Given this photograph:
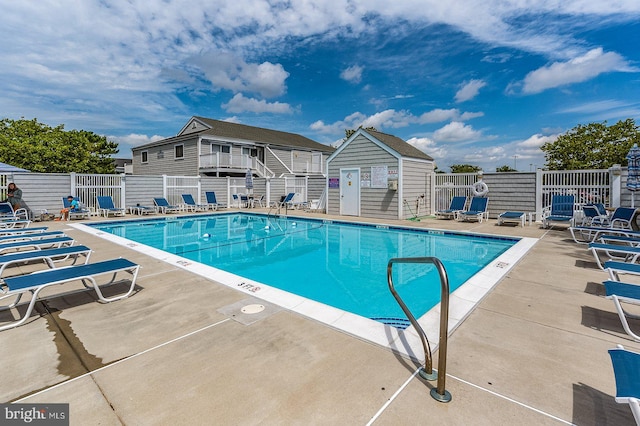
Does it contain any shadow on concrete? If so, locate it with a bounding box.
[572,382,634,426]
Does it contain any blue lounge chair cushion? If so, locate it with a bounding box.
[3,258,138,292]
[499,211,524,219]
[0,236,73,253]
[604,280,640,300]
[0,226,48,235]
[609,347,640,399]
[589,243,640,254]
[0,245,91,277]
[0,230,64,243]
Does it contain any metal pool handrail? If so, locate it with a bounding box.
[387,257,452,403]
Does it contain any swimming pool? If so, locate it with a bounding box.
[76,213,536,352]
[86,213,519,317]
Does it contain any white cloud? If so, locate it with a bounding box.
[311,108,483,135]
[516,133,558,149]
[520,48,637,94]
[109,133,166,151]
[340,65,364,84]
[190,51,289,98]
[406,136,447,159]
[455,79,486,102]
[222,93,293,114]
[432,121,483,142]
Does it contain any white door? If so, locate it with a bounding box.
[340,168,360,216]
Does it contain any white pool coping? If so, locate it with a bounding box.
[71,217,538,361]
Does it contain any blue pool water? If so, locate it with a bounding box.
[90,214,517,324]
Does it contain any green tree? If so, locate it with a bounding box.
[450,164,481,173]
[541,119,640,170]
[0,118,119,173]
[496,165,517,172]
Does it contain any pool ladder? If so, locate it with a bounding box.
[387,257,452,403]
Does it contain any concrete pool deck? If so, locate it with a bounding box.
[0,210,638,425]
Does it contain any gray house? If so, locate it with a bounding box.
[131,116,334,178]
[326,128,434,220]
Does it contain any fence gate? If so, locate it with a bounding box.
[164,175,201,206]
[73,173,125,213]
[432,173,479,214]
[537,169,611,220]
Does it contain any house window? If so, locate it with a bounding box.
[141,151,148,164]
[175,144,184,159]
[211,144,230,154]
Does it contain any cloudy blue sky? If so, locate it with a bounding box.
[1,1,639,172]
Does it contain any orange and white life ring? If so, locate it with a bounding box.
[472,181,489,197]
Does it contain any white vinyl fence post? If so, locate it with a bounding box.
[610,165,622,208]
[535,168,543,222]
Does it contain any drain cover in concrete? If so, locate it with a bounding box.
[241,304,265,314]
[217,298,280,325]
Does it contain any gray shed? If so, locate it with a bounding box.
[326,129,434,220]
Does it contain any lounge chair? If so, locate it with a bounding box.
[542,195,575,229]
[581,203,610,227]
[456,197,489,222]
[589,242,640,269]
[608,345,640,424]
[0,230,65,244]
[62,196,91,220]
[603,281,640,343]
[0,236,74,255]
[153,197,181,214]
[0,218,31,229]
[127,205,156,215]
[204,191,224,210]
[435,196,467,219]
[0,226,48,235]
[181,194,209,212]
[0,245,92,278]
[0,202,28,221]
[570,225,640,245]
[270,193,295,210]
[0,258,139,331]
[96,196,126,217]
[605,261,640,281]
[497,211,526,227]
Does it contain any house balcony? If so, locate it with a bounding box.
[290,160,324,175]
[199,153,274,178]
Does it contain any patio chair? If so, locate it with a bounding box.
[204,191,225,210]
[607,207,637,230]
[609,345,640,425]
[240,194,250,208]
[153,197,181,214]
[581,204,608,227]
[0,235,74,255]
[456,197,489,222]
[253,194,265,208]
[62,196,90,220]
[0,258,139,331]
[181,194,208,212]
[497,211,526,227]
[0,202,29,222]
[542,195,575,229]
[435,196,467,219]
[96,196,126,217]
[0,245,92,278]
[270,193,295,210]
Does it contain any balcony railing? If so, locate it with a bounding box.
[291,160,323,174]
[199,153,274,177]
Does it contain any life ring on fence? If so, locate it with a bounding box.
[471,181,489,197]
